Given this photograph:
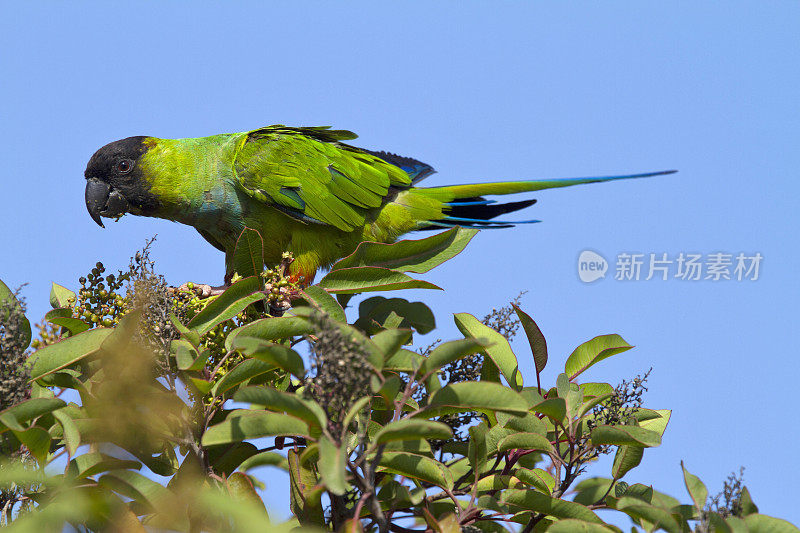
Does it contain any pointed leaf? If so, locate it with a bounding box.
[515,468,556,495]
[421,382,529,417]
[298,285,346,322]
[0,279,31,349]
[468,423,488,475]
[233,337,306,378]
[418,337,489,376]
[512,304,547,375]
[225,316,314,351]
[28,328,113,380]
[565,334,633,380]
[49,282,76,308]
[202,410,310,446]
[374,419,453,445]
[331,227,478,273]
[377,452,453,489]
[547,521,619,533]
[454,312,523,390]
[318,266,441,294]
[591,425,661,447]
[500,489,604,523]
[211,358,276,397]
[53,410,80,456]
[67,452,142,479]
[234,386,327,432]
[0,398,65,433]
[187,276,265,335]
[681,461,708,511]
[232,227,265,278]
[612,445,644,480]
[318,436,349,495]
[743,514,800,533]
[498,433,554,454]
[13,427,50,464]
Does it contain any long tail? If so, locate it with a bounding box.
[413,170,676,229]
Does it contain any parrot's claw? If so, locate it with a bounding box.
[174,282,228,298]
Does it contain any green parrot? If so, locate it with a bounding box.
[85,125,673,284]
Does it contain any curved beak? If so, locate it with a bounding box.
[85,179,110,228]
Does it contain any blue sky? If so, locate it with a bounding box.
[2,1,798,526]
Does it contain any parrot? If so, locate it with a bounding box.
[84,125,673,287]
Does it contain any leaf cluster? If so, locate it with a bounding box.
[0,227,796,532]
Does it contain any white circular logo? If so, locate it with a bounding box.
[578,250,608,283]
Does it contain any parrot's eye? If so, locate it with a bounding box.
[117,159,133,174]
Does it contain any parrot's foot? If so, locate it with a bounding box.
[174,282,228,298]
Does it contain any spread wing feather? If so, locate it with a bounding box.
[233,125,413,231]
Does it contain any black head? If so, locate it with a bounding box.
[84,136,158,227]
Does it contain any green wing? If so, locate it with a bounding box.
[233,126,413,231]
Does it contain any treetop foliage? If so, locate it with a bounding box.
[0,227,796,532]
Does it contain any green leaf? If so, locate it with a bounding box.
[0,398,66,433]
[531,397,567,423]
[374,419,453,445]
[233,337,306,378]
[512,304,547,375]
[331,226,478,273]
[67,452,142,479]
[232,227,265,278]
[169,312,200,346]
[318,266,442,294]
[288,448,325,525]
[202,410,310,446]
[53,409,80,456]
[454,313,523,390]
[239,451,289,472]
[225,316,314,351]
[384,349,425,372]
[611,445,644,480]
[234,387,327,433]
[580,382,614,398]
[297,285,346,322]
[547,520,618,533]
[421,382,529,417]
[371,329,413,362]
[418,337,489,376]
[743,514,800,533]
[211,359,276,398]
[226,472,269,516]
[514,468,556,495]
[639,409,671,438]
[739,486,759,516]
[573,477,616,506]
[614,497,682,533]
[500,489,604,523]
[377,452,454,489]
[564,334,634,380]
[0,279,31,349]
[681,461,708,510]
[98,470,173,513]
[318,436,349,495]
[187,276,265,335]
[342,396,371,432]
[209,442,260,476]
[498,433,554,454]
[28,328,113,381]
[44,308,90,336]
[591,425,661,447]
[13,427,51,465]
[49,282,76,309]
[354,296,436,335]
[467,423,488,475]
[497,412,546,435]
